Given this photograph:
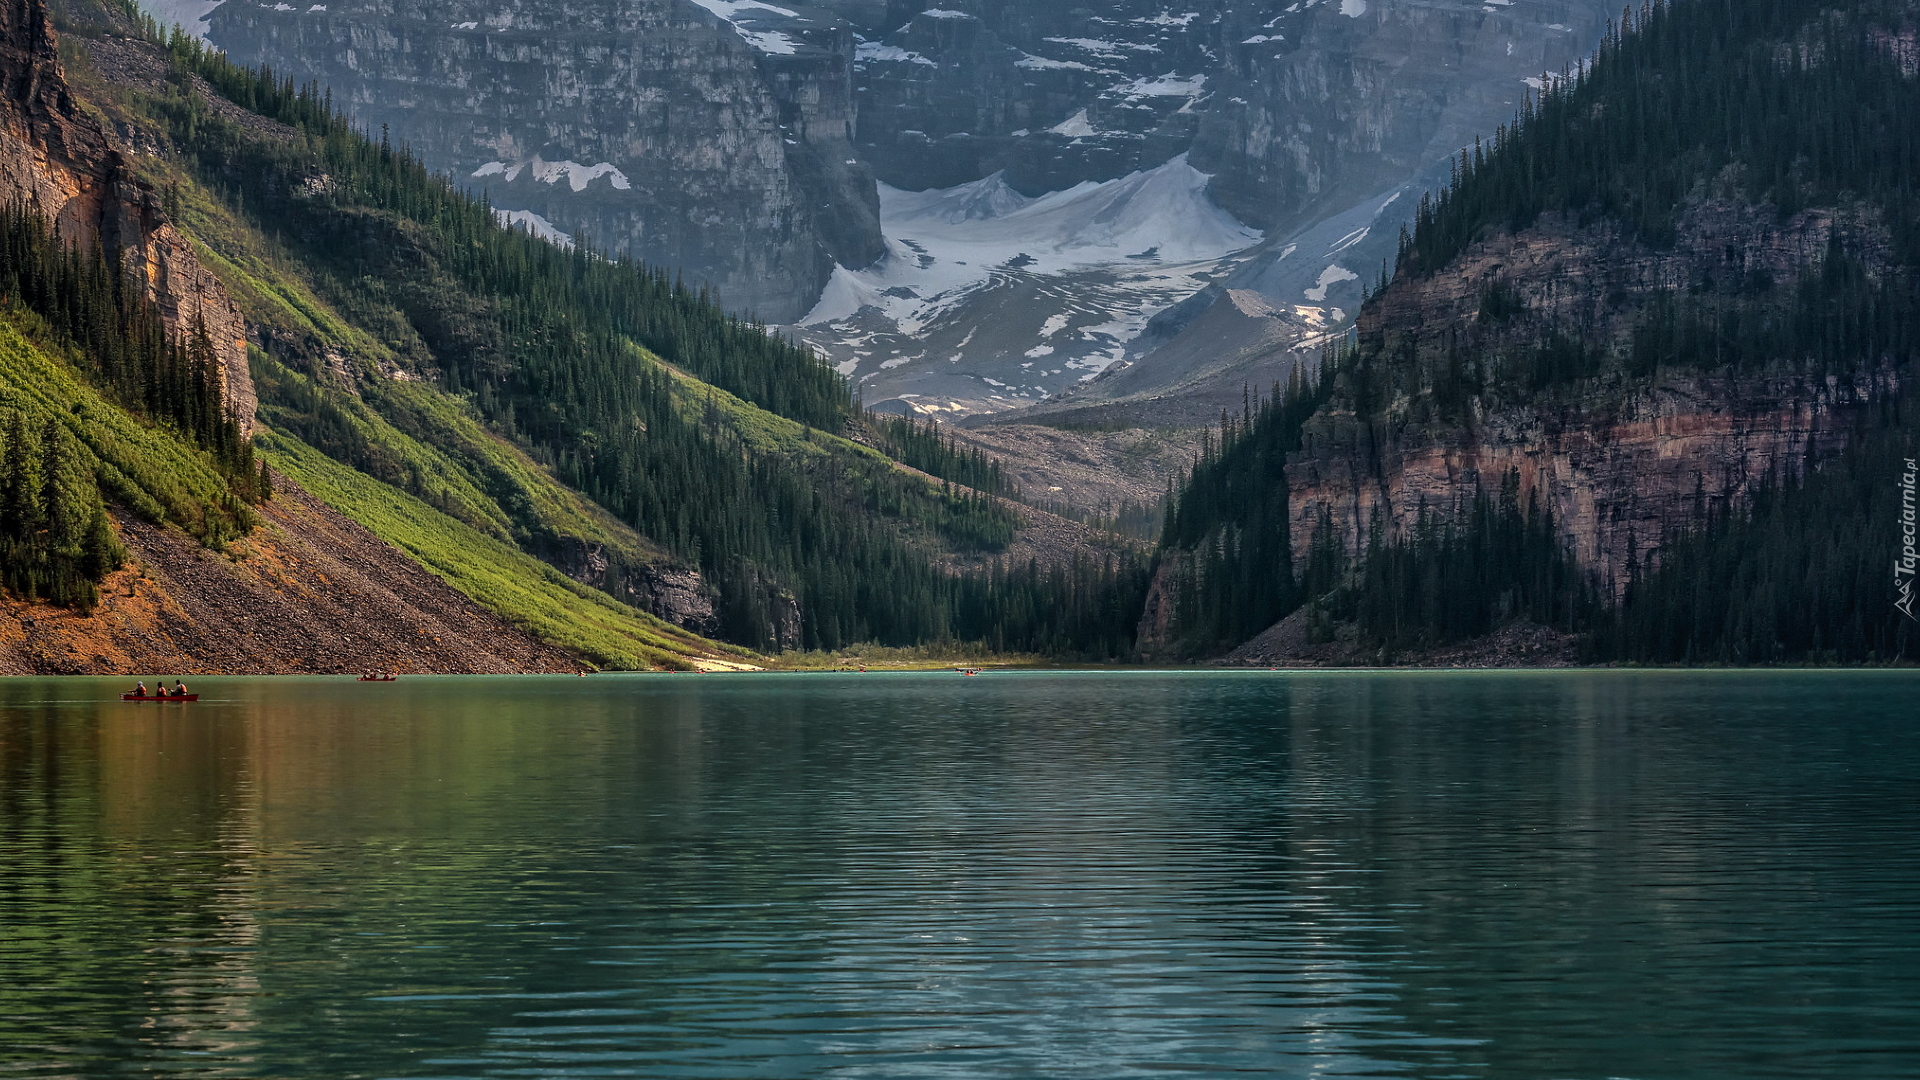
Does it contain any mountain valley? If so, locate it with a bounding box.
[1,0,1913,671]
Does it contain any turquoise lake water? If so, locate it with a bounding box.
[1,671,1915,1078]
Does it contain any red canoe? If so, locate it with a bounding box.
[357,676,398,682]
[122,693,199,702]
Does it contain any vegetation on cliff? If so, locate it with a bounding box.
[258,429,754,671]
[1599,398,1917,663]
[1404,0,1919,275]
[0,315,259,609]
[1150,370,1331,658]
[0,406,122,610]
[1153,0,1919,664]
[0,205,260,485]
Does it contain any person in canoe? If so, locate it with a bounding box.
[172,680,188,697]
[132,681,148,697]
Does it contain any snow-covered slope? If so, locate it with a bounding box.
[135,0,224,38]
[795,155,1260,413]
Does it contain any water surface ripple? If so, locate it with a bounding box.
[1,671,1915,1078]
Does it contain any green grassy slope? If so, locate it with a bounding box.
[258,429,754,670]
[0,314,248,540]
[146,163,676,571]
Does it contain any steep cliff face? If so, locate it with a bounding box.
[787,0,1614,420]
[1189,0,1609,232]
[1284,200,1897,596]
[840,0,1609,213]
[844,0,1219,193]
[1,0,253,425]
[206,0,880,322]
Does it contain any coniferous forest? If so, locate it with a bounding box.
[1152,0,1918,665]
[0,408,125,610]
[1,199,261,608]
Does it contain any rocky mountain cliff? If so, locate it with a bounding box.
[1,0,766,671]
[206,0,882,322]
[843,0,1609,228]
[1137,0,1919,663]
[793,0,1615,419]
[2,0,252,422]
[197,0,1613,391]
[1284,201,1891,597]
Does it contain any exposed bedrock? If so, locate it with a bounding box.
[1287,201,1900,598]
[207,0,882,322]
[841,0,1610,216]
[1190,0,1611,233]
[2,0,254,425]
[203,0,1615,333]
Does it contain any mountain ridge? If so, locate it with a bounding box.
[1142,0,1918,665]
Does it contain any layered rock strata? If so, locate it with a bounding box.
[1287,202,1898,597]
[1,0,254,425]
[207,0,881,322]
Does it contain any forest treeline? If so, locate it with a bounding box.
[1150,364,1335,658]
[0,195,266,607]
[1403,0,1920,275]
[1152,0,1918,664]
[0,409,124,610]
[0,205,263,497]
[869,414,1013,497]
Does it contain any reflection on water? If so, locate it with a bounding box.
[1,672,1915,1078]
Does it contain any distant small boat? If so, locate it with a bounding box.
[122,693,198,702]
[357,675,398,682]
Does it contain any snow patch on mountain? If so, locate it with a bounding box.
[803,155,1259,332]
[1050,109,1097,137]
[687,0,801,54]
[138,0,224,38]
[1115,73,1206,100]
[1304,265,1358,301]
[493,209,574,249]
[794,157,1262,410]
[1017,53,1094,71]
[473,158,631,192]
[859,42,936,65]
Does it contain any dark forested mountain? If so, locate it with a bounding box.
[1145,0,1919,665]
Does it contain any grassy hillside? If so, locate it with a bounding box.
[258,430,755,671]
[0,315,248,540]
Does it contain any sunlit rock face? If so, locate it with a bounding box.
[1,0,254,427]
[207,0,883,323]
